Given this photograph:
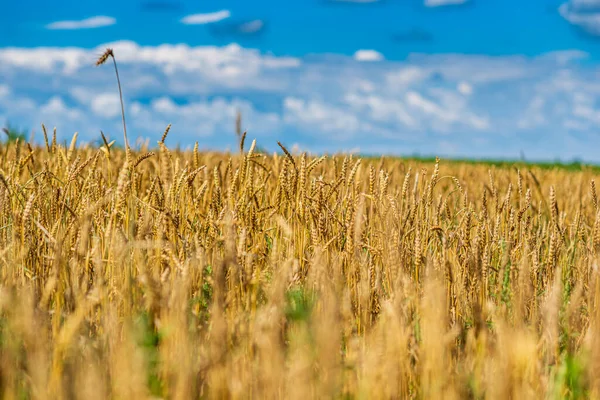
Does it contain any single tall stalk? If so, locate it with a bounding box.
[96,48,129,150]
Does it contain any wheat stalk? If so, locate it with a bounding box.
[96,48,129,150]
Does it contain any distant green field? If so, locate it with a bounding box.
[360,154,600,172]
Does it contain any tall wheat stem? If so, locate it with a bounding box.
[96,48,129,150]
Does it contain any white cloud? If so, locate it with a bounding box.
[239,20,264,34]
[46,16,116,30]
[353,50,384,62]
[130,97,281,138]
[91,94,121,118]
[559,1,600,34]
[0,40,300,81]
[517,96,546,129]
[406,90,489,131]
[566,0,600,10]
[407,53,531,83]
[180,10,231,25]
[40,97,82,121]
[424,0,469,7]
[457,82,473,96]
[572,92,600,124]
[40,97,68,114]
[0,47,90,74]
[407,92,450,120]
[283,97,367,138]
[538,50,589,65]
[386,67,427,87]
[0,85,9,98]
[344,93,418,128]
[152,97,179,114]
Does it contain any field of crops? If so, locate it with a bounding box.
[0,129,599,399]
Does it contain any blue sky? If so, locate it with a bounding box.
[1,0,600,161]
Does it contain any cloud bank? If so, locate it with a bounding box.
[0,41,598,161]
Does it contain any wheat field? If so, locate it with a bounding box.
[0,126,598,399]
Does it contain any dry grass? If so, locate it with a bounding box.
[0,134,598,399]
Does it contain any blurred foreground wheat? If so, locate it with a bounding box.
[0,131,599,399]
